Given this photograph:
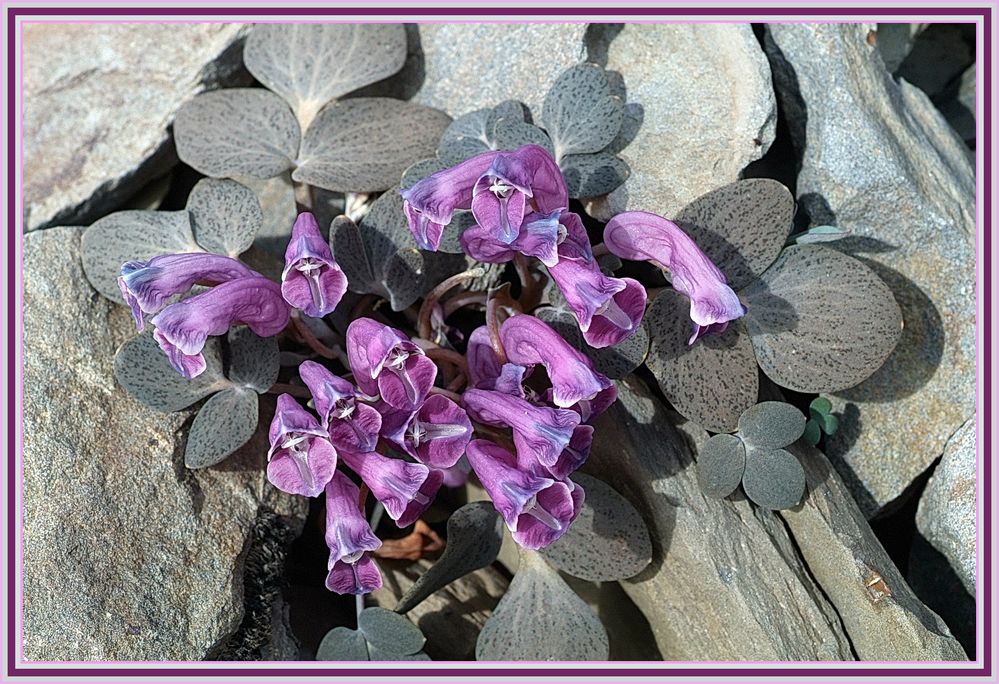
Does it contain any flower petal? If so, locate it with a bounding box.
[465,439,550,529]
[463,389,579,467]
[377,352,437,411]
[281,212,348,317]
[325,469,382,562]
[582,277,647,349]
[512,479,584,550]
[266,433,337,497]
[340,450,442,528]
[325,553,383,595]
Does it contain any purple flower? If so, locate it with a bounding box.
[603,211,746,344]
[440,456,472,488]
[346,318,437,411]
[299,360,382,454]
[551,384,619,424]
[462,389,580,468]
[466,326,528,396]
[380,394,472,470]
[266,394,338,497]
[401,152,501,250]
[465,439,584,550]
[281,212,348,318]
[324,470,383,595]
[339,450,443,528]
[519,424,594,481]
[499,315,612,409]
[460,209,564,268]
[151,276,290,378]
[117,252,257,332]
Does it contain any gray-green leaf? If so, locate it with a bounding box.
[395,502,503,614]
[226,326,279,393]
[294,98,451,193]
[357,607,426,657]
[186,178,263,258]
[560,152,629,199]
[184,387,259,468]
[174,89,299,180]
[540,473,651,581]
[316,626,369,661]
[696,433,747,499]
[741,447,806,510]
[476,550,609,661]
[114,333,227,412]
[542,63,623,160]
[737,401,806,450]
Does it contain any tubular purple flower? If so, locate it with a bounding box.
[466,326,529,395]
[548,256,646,349]
[499,315,612,408]
[462,389,580,467]
[324,470,383,595]
[380,394,473,470]
[339,450,444,528]
[151,276,290,378]
[603,212,747,344]
[459,209,563,267]
[465,439,584,550]
[281,212,348,318]
[345,318,438,411]
[518,424,594,481]
[299,360,382,454]
[400,151,501,250]
[266,394,338,497]
[551,384,619,424]
[117,252,257,332]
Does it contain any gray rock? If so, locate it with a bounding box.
[370,557,509,660]
[405,24,586,118]
[584,24,776,221]
[875,23,921,73]
[915,418,977,595]
[765,23,976,516]
[896,23,974,99]
[938,63,976,145]
[586,377,852,660]
[24,24,250,231]
[781,443,966,661]
[22,226,307,660]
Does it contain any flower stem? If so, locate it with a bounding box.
[446,372,468,393]
[417,268,485,340]
[290,311,339,360]
[486,290,509,365]
[424,347,469,375]
[443,291,488,317]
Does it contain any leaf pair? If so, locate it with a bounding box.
[175,24,450,194]
[114,326,279,469]
[803,396,840,446]
[317,607,430,661]
[644,179,903,432]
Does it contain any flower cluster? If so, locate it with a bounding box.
[400,144,746,346]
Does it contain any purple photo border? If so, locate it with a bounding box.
[5,3,992,681]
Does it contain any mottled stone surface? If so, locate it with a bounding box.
[24,23,250,231]
[781,443,966,661]
[765,23,975,516]
[584,23,776,221]
[405,23,587,118]
[23,226,306,660]
[586,377,852,661]
[915,417,977,595]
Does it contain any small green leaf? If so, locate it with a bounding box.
[186,178,263,258]
[696,433,747,499]
[316,626,369,661]
[357,607,426,657]
[818,411,839,435]
[184,387,259,469]
[809,396,833,417]
[226,326,279,393]
[791,225,851,245]
[803,420,822,446]
[114,333,227,412]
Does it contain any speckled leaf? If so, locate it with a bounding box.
[174,89,300,180]
[437,108,492,165]
[542,63,623,160]
[436,210,477,255]
[294,98,451,193]
[357,607,425,656]
[535,306,647,380]
[227,326,279,393]
[316,627,369,661]
[486,100,527,135]
[400,158,445,188]
[114,333,227,412]
[82,210,201,302]
[493,121,554,156]
[741,447,806,510]
[185,386,259,469]
[244,23,407,129]
[673,179,795,290]
[737,401,806,450]
[476,550,609,661]
[330,215,378,295]
[367,647,432,661]
[645,290,758,432]
[696,433,747,499]
[540,473,651,581]
[396,502,503,614]
[186,178,263,258]
[381,246,427,312]
[741,245,903,393]
[560,152,629,199]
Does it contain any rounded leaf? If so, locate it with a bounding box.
[644,290,758,432]
[492,121,554,155]
[542,63,623,159]
[82,210,200,302]
[316,627,369,661]
[540,473,651,581]
[244,23,408,129]
[357,607,426,657]
[809,396,833,417]
[366,647,432,661]
[802,419,822,447]
[400,158,446,189]
[174,89,299,180]
[114,333,227,412]
[741,245,903,393]
[696,433,746,499]
[226,326,279,393]
[294,98,451,193]
[476,551,609,661]
[396,502,504,614]
[184,387,259,469]
[673,179,795,290]
[186,178,263,258]
[737,401,806,450]
[741,447,806,510]
[437,108,492,165]
[560,152,629,199]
